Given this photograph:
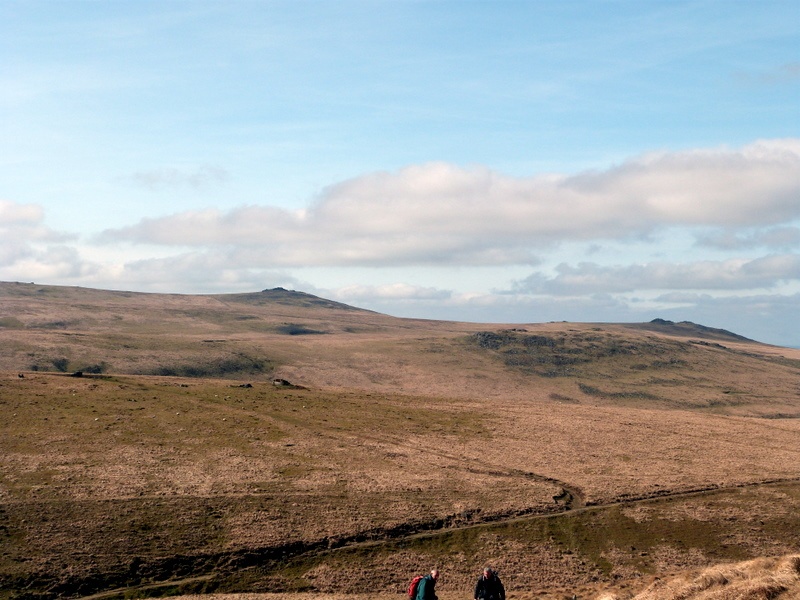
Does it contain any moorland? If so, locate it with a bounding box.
[1,281,799,600]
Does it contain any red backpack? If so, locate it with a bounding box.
[407,574,424,599]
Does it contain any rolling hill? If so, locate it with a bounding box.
[1,281,799,600]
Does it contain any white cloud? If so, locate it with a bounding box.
[0,200,43,225]
[0,199,84,280]
[513,255,800,295]
[0,199,72,243]
[99,139,800,267]
[0,244,100,282]
[99,252,306,293]
[333,283,451,302]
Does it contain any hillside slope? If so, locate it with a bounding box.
[1,282,800,599]
[1,281,799,417]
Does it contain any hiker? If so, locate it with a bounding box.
[474,567,505,600]
[415,568,439,600]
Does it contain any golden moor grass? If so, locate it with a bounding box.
[2,283,800,600]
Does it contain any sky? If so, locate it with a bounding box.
[1,1,799,347]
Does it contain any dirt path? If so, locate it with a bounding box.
[75,477,800,600]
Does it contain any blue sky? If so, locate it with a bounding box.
[2,1,799,346]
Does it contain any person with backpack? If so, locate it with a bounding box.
[474,567,505,600]
[409,568,439,600]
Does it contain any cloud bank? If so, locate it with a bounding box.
[513,255,800,295]
[99,139,800,267]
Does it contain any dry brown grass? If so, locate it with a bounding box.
[2,282,800,417]
[598,554,800,600]
[2,283,800,600]
[163,555,800,600]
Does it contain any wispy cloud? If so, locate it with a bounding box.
[512,255,800,295]
[125,165,230,190]
[111,251,302,293]
[332,283,451,302]
[696,227,800,250]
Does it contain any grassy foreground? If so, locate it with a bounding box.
[2,371,800,599]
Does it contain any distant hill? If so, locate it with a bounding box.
[0,282,367,312]
[0,282,795,406]
[0,282,759,341]
[625,318,757,343]
[223,287,372,312]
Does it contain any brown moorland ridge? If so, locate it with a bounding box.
[1,281,799,600]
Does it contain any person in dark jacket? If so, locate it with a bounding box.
[474,567,505,600]
[415,569,439,600]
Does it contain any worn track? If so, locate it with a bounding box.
[51,476,800,600]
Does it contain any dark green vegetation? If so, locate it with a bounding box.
[470,329,695,378]
[468,328,800,415]
[1,282,800,599]
[251,482,800,597]
[468,327,799,379]
[5,475,797,599]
